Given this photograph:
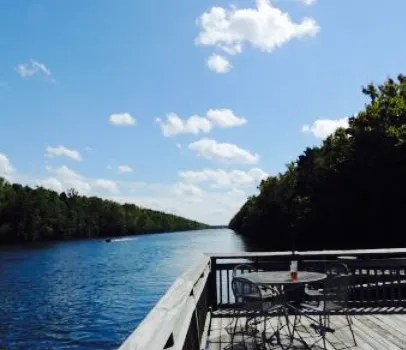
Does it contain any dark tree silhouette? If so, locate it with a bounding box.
[0,182,209,245]
[230,75,406,251]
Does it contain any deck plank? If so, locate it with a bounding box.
[350,317,398,350]
[326,316,365,350]
[205,313,406,350]
[369,315,406,339]
[355,315,403,349]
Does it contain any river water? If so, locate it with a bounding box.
[0,229,246,349]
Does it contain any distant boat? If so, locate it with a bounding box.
[105,239,112,243]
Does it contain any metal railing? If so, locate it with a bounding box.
[119,248,406,350]
[209,249,406,310]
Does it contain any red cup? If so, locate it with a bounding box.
[290,271,298,282]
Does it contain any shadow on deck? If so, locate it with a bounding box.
[206,309,406,350]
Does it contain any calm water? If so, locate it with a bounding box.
[0,229,245,349]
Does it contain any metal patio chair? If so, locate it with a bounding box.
[226,264,283,349]
[299,274,356,349]
[305,263,350,299]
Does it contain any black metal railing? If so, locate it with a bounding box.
[120,248,406,350]
[208,250,406,310]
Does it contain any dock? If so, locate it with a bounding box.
[119,248,406,350]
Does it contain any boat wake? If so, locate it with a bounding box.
[110,237,137,243]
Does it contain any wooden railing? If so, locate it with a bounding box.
[119,248,406,350]
[119,255,211,350]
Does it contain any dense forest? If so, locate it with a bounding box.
[0,183,209,245]
[230,75,406,250]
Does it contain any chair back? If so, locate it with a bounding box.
[303,262,349,275]
[232,278,261,302]
[232,264,256,278]
[323,274,351,309]
[232,264,259,304]
[327,263,349,276]
[232,277,265,311]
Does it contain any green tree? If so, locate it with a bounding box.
[230,74,406,250]
[0,180,209,245]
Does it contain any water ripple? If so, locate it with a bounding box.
[0,229,245,349]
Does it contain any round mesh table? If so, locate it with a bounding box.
[236,271,327,349]
[241,271,327,285]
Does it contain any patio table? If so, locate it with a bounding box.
[240,271,327,349]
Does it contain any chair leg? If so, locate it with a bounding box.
[229,309,239,347]
[263,312,267,347]
[319,314,327,350]
[275,311,283,346]
[249,314,259,347]
[346,314,357,347]
[347,314,353,324]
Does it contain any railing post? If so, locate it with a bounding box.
[208,256,218,310]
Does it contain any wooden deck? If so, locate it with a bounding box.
[119,248,406,350]
[205,312,406,350]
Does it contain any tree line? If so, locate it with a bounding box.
[229,75,406,251]
[0,184,209,244]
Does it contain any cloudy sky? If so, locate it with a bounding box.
[0,0,405,225]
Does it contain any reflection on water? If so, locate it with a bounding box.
[0,229,246,350]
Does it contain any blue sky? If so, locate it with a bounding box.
[0,0,405,225]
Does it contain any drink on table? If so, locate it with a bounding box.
[290,260,298,282]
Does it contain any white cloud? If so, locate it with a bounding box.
[111,182,248,225]
[195,0,320,55]
[16,59,54,81]
[302,117,349,138]
[0,153,15,180]
[40,177,63,192]
[207,54,232,73]
[207,109,247,128]
[301,0,317,5]
[156,113,212,137]
[6,161,255,225]
[172,182,204,197]
[108,113,136,126]
[46,165,90,194]
[43,165,121,195]
[46,165,81,180]
[156,109,246,136]
[94,179,118,193]
[120,181,166,193]
[179,168,268,187]
[188,139,259,164]
[249,167,269,180]
[4,155,254,224]
[45,145,82,161]
[0,153,14,175]
[63,179,91,194]
[118,165,133,173]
